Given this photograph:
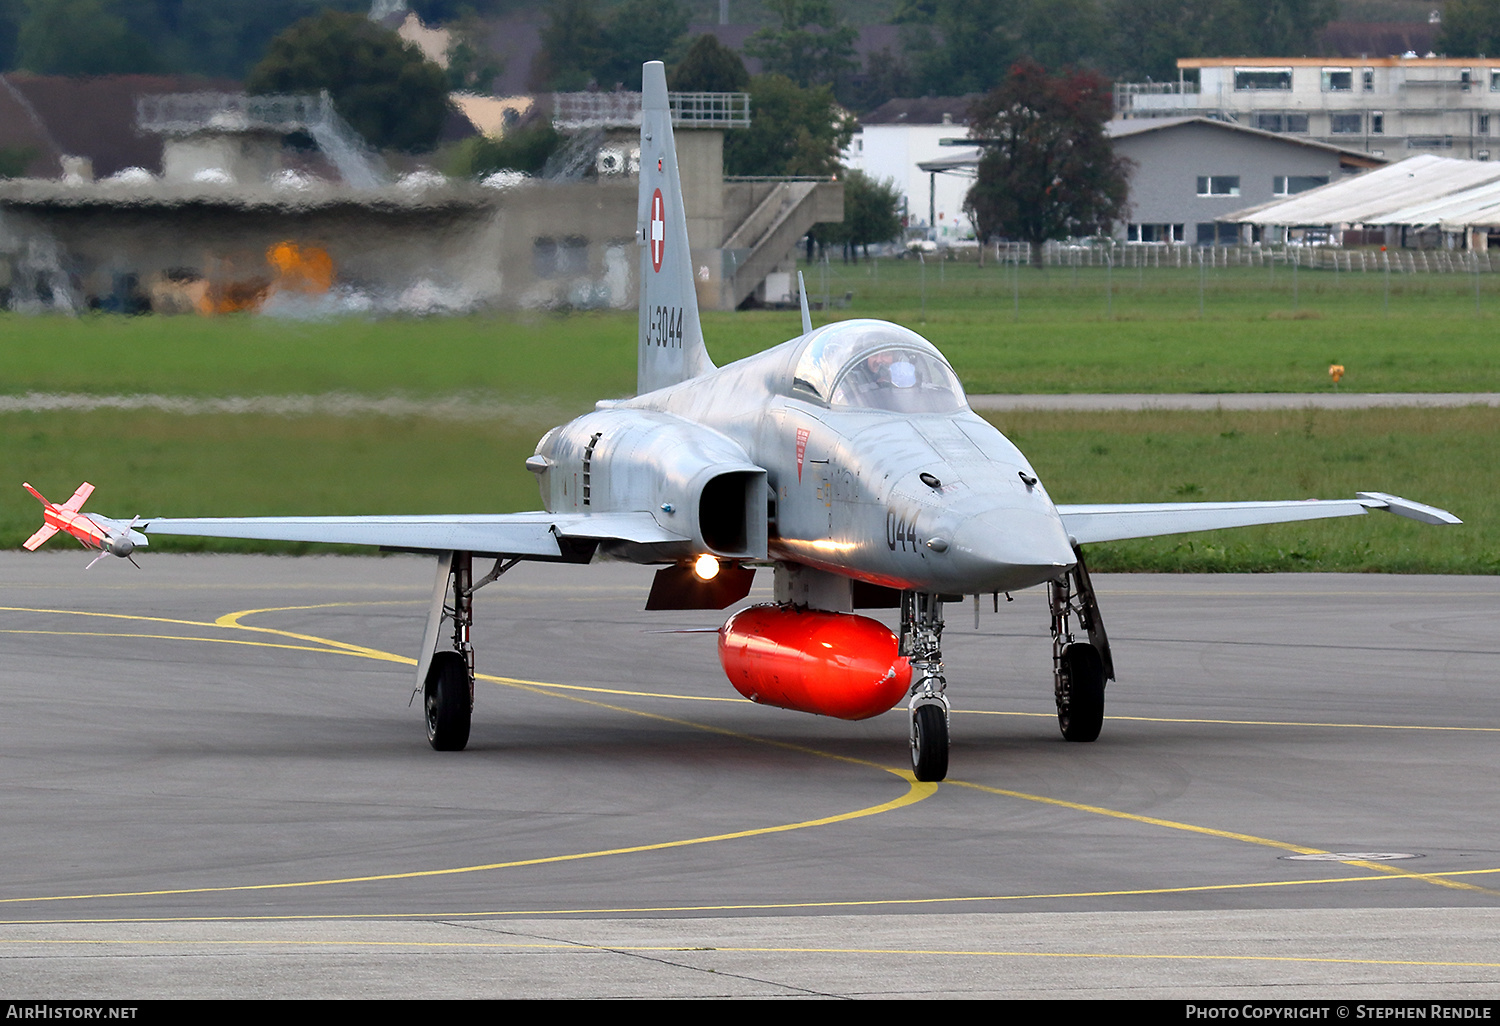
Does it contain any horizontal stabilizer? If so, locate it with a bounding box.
[140,511,688,558]
[1057,493,1458,545]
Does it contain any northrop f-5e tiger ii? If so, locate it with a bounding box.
[24,61,1460,781]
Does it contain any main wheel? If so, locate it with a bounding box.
[910,703,949,782]
[425,650,472,751]
[1057,642,1105,743]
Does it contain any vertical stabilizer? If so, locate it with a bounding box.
[637,60,715,395]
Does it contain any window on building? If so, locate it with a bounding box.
[1130,223,1184,243]
[1481,150,1492,161]
[1322,67,1353,91]
[1371,112,1384,134]
[534,236,589,277]
[1274,175,1329,195]
[1330,113,1363,134]
[1285,114,1309,133]
[533,237,557,277]
[1196,222,1240,245]
[1482,115,1492,135]
[1362,68,1375,91]
[1253,113,1283,132]
[558,236,589,275]
[1196,176,1241,197]
[1462,68,1473,91]
[1492,70,1500,92]
[1234,68,1292,91]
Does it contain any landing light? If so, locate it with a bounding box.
[693,553,720,580]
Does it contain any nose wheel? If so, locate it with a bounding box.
[910,699,949,782]
[902,591,950,781]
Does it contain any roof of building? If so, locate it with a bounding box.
[1315,20,1438,59]
[1179,55,1487,68]
[1107,115,1384,168]
[0,175,504,214]
[914,116,1385,175]
[0,73,239,179]
[859,96,981,127]
[1224,154,1500,227]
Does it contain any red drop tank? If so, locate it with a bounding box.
[717,605,913,721]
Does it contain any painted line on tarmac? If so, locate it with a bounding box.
[947,779,1497,896]
[10,868,1500,927]
[2,602,1492,907]
[12,606,1497,728]
[0,602,936,908]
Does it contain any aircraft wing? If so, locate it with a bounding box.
[1057,491,1460,545]
[139,511,687,560]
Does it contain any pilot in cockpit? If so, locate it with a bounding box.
[834,347,927,410]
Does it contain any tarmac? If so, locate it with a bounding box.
[1,554,1496,998]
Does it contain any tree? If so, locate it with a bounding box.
[744,0,857,89]
[443,9,504,93]
[830,169,903,261]
[16,0,158,74]
[1104,0,1336,82]
[963,60,1130,263]
[723,73,853,177]
[896,0,1013,96]
[595,0,689,91]
[246,11,450,153]
[668,33,749,92]
[1440,0,1500,57]
[532,0,606,90]
[451,119,562,177]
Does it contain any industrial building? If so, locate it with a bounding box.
[0,80,840,314]
[1116,55,1500,160]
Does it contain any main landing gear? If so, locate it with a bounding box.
[901,591,949,782]
[416,551,517,751]
[1049,543,1115,743]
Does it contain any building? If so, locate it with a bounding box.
[1224,154,1500,250]
[1116,56,1500,160]
[844,97,982,242]
[0,88,839,314]
[1109,117,1383,245]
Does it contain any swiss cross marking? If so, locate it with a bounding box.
[650,188,665,273]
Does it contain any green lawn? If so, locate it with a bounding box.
[4,258,1499,397]
[6,406,1492,572]
[3,271,1495,568]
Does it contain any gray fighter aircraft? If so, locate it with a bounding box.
[36,62,1460,782]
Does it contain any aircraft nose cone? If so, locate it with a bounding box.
[946,506,1076,593]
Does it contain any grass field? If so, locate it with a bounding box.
[5,406,1493,572]
[3,259,1500,397]
[2,263,1495,569]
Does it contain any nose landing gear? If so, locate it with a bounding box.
[902,591,950,782]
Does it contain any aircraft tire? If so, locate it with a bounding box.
[910,703,949,782]
[425,650,472,752]
[1058,642,1105,743]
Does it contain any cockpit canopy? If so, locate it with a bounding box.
[789,320,968,414]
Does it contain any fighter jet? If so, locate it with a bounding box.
[26,61,1460,782]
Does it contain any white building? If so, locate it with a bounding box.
[843,97,983,242]
[1117,56,1500,160]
